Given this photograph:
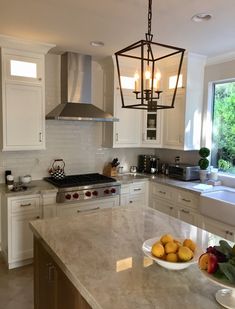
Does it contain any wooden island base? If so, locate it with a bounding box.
[34,237,91,309]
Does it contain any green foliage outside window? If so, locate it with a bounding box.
[212,82,235,174]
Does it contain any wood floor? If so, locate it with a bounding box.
[0,254,33,309]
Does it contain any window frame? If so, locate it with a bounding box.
[206,78,235,181]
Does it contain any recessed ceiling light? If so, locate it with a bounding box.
[90,41,104,47]
[191,13,212,22]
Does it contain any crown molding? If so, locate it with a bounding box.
[0,34,55,54]
[206,51,235,66]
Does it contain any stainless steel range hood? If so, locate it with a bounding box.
[46,52,118,122]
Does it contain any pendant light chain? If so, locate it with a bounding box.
[147,0,152,36]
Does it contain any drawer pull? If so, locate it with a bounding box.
[20,203,32,207]
[159,191,166,195]
[77,207,100,213]
[226,231,233,236]
[129,201,133,204]
[133,188,141,191]
[35,216,40,219]
[181,209,190,214]
[182,198,191,203]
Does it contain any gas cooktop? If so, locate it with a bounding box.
[44,173,117,188]
[44,173,120,204]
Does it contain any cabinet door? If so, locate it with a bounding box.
[151,199,178,218]
[163,93,185,149]
[202,217,235,242]
[128,194,145,206]
[178,207,197,226]
[4,82,44,150]
[4,53,43,84]
[10,212,40,263]
[113,93,141,147]
[141,109,162,147]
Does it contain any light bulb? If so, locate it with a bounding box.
[134,72,139,92]
[145,67,151,90]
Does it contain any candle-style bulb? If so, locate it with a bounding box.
[145,66,151,90]
[134,72,139,92]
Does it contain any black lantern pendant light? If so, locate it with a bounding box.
[115,0,185,111]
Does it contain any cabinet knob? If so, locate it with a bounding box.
[38,77,42,81]
[129,201,133,204]
[35,216,40,219]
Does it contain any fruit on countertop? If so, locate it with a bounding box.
[151,234,196,263]
[199,253,218,274]
[198,240,235,284]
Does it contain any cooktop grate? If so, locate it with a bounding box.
[44,173,116,188]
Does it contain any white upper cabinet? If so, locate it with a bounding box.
[0,36,54,151]
[102,53,206,150]
[102,56,141,148]
[162,52,206,150]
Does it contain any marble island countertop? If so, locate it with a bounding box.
[30,205,225,309]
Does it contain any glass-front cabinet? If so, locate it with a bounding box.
[141,109,162,147]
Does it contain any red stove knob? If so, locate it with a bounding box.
[104,189,110,194]
[111,188,116,194]
[73,193,79,199]
[85,191,91,197]
[65,194,71,200]
[92,191,98,196]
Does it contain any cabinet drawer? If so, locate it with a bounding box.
[177,190,199,209]
[10,196,40,213]
[130,182,146,195]
[152,183,173,201]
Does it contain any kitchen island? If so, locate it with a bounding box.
[30,205,223,309]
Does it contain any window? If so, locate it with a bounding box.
[211,81,235,174]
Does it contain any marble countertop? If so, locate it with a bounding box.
[30,205,224,309]
[0,179,57,196]
[116,173,234,195]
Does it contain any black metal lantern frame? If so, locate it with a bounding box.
[115,0,185,112]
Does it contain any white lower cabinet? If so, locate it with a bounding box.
[200,216,235,242]
[149,182,199,227]
[41,192,57,218]
[120,181,148,207]
[1,194,41,269]
[57,196,120,217]
[149,181,235,241]
[151,198,178,218]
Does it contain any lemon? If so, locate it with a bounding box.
[183,239,196,252]
[165,241,178,254]
[151,243,165,258]
[160,234,174,245]
[178,246,193,262]
[166,253,178,263]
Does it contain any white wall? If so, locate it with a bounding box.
[0,54,154,183]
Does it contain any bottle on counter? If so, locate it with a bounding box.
[5,170,12,184]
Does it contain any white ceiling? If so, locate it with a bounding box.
[1,0,235,59]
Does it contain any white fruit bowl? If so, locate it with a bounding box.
[142,237,203,270]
